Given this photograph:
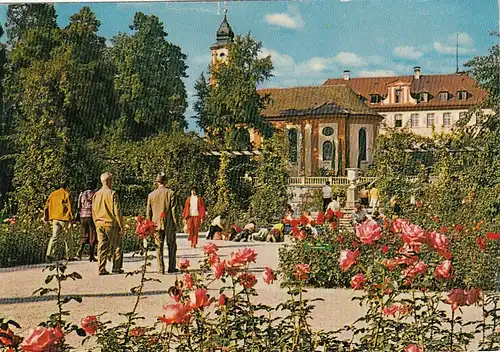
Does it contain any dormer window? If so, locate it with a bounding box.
[439,91,449,101]
[457,90,468,100]
[395,89,402,103]
[419,92,428,102]
[370,94,381,104]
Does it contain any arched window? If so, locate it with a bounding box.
[288,129,298,163]
[323,141,333,161]
[357,128,367,167]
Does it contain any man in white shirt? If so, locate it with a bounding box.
[327,197,341,212]
[322,181,332,212]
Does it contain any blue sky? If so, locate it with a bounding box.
[0,0,498,131]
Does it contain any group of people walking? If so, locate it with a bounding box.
[43,173,206,276]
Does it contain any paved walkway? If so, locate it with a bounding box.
[0,237,485,349]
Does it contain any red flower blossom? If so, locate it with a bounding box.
[381,259,398,271]
[432,215,441,223]
[186,289,214,310]
[136,215,144,223]
[476,237,486,251]
[293,230,307,241]
[440,226,449,233]
[334,211,345,219]
[405,344,422,352]
[208,253,220,266]
[428,231,450,256]
[316,212,325,225]
[203,243,218,255]
[238,273,257,289]
[355,220,382,245]
[434,260,453,280]
[337,235,343,243]
[454,225,464,232]
[299,214,310,226]
[212,261,225,279]
[415,200,423,208]
[330,221,338,230]
[400,223,427,247]
[391,218,409,234]
[381,245,389,254]
[178,258,190,270]
[293,264,310,281]
[0,328,15,346]
[486,232,500,241]
[159,303,190,325]
[160,212,166,219]
[135,218,157,239]
[350,273,366,289]
[290,219,299,227]
[352,241,359,248]
[218,294,227,306]
[383,305,399,317]
[229,248,257,266]
[20,325,64,352]
[81,316,99,335]
[402,261,427,278]
[129,327,146,337]
[339,249,360,272]
[183,274,194,289]
[263,267,275,285]
[326,208,334,219]
[445,288,467,311]
[466,288,481,306]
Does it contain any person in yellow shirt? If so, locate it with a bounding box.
[92,172,125,276]
[369,185,380,212]
[44,183,74,262]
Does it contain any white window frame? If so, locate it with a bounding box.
[426,113,435,127]
[410,113,419,128]
[443,112,451,127]
[439,92,448,101]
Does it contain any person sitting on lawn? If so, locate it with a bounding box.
[233,222,256,242]
[267,223,284,242]
[206,215,223,240]
[249,227,269,242]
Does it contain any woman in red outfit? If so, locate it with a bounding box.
[183,186,206,248]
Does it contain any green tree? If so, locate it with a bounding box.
[249,131,289,224]
[194,33,274,149]
[111,12,188,139]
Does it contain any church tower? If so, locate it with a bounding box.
[210,9,234,84]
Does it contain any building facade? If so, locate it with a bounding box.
[323,67,490,137]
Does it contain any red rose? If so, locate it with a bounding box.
[0,328,14,346]
[238,273,257,289]
[81,316,99,335]
[403,261,427,278]
[218,294,227,306]
[186,289,214,310]
[326,208,334,219]
[352,241,359,248]
[415,200,423,208]
[212,261,225,279]
[299,214,310,226]
[129,327,146,337]
[330,221,338,230]
[290,219,299,227]
[229,248,257,266]
[339,249,360,272]
[178,258,190,270]
[453,225,464,232]
[381,245,389,254]
[381,259,397,271]
[183,274,194,289]
[440,226,449,233]
[159,303,189,325]
[293,263,310,281]
[350,273,366,289]
[355,220,382,245]
[445,288,467,311]
[391,218,409,234]
[428,231,450,256]
[203,243,218,255]
[208,253,220,266]
[160,212,166,219]
[466,288,481,306]
[400,223,426,247]
[136,215,144,223]
[316,212,325,225]
[293,230,307,241]
[135,219,157,239]
[486,232,500,241]
[262,267,275,285]
[20,325,64,352]
[337,235,343,243]
[476,237,486,251]
[434,260,453,280]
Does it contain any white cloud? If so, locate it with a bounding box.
[191,54,212,65]
[264,7,304,30]
[358,70,397,77]
[333,52,366,67]
[454,32,474,47]
[393,46,423,59]
[433,41,475,55]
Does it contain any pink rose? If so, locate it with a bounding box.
[339,249,360,272]
[355,220,382,245]
[403,261,427,278]
[81,316,99,335]
[238,273,257,289]
[208,253,220,266]
[20,325,64,352]
[383,305,399,317]
[466,288,481,306]
[212,261,226,279]
[203,243,218,255]
[434,260,453,280]
[262,267,275,285]
[178,258,190,270]
[228,248,257,266]
[400,223,427,247]
[183,274,194,289]
[159,302,189,325]
[391,218,409,234]
[186,289,214,310]
[218,294,227,306]
[428,231,449,254]
[293,264,310,281]
[476,237,486,251]
[350,273,366,289]
[445,288,467,311]
[404,344,422,352]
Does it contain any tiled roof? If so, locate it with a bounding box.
[258,85,379,118]
[323,73,487,109]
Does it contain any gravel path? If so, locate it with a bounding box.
[0,237,486,350]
